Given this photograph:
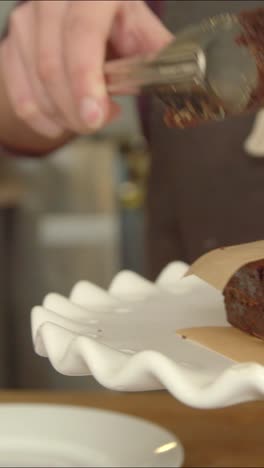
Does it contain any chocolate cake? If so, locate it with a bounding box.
[224,259,264,339]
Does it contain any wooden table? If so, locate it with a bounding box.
[1,390,264,467]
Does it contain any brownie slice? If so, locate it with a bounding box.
[224,259,264,339]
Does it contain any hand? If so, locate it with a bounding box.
[0,0,172,139]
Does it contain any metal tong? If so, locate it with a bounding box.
[104,13,258,124]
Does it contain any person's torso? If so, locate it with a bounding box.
[147,0,264,268]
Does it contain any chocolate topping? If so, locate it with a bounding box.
[237,8,264,110]
[161,88,225,129]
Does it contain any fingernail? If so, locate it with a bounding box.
[80,97,104,129]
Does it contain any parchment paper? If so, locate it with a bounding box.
[177,241,264,363]
[177,326,264,364]
[187,240,264,290]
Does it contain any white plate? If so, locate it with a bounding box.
[31,262,264,409]
[0,404,184,467]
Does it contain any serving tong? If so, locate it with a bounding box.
[104,13,258,126]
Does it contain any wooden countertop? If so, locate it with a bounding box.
[1,390,264,467]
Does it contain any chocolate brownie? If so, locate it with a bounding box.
[224,259,264,339]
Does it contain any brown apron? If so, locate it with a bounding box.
[146,0,264,279]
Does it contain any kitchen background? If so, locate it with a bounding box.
[0,1,148,389]
[0,0,262,392]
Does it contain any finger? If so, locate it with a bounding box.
[35,0,80,131]
[9,2,64,126]
[111,0,173,57]
[64,0,119,131]
[0,38,64,138]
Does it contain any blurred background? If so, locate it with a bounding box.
[0,1,149,390]
[1,0,264,391]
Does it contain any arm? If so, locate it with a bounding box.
[0,0,171,157]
